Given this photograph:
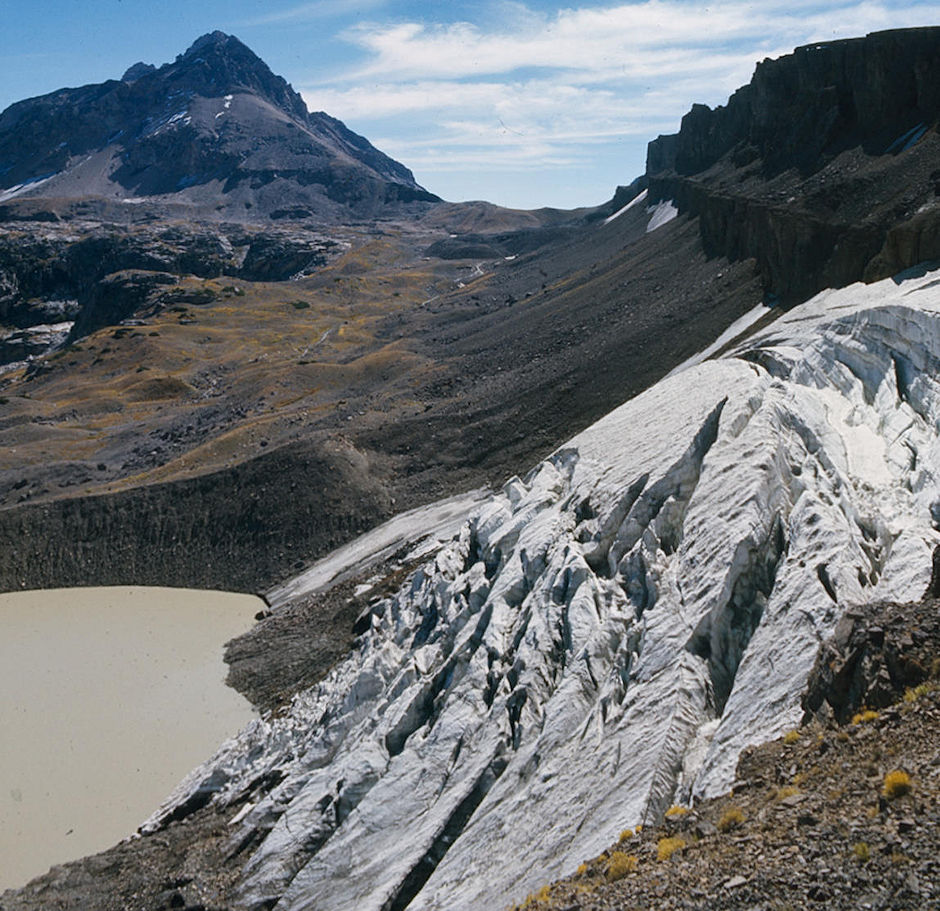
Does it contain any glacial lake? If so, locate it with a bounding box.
[0,586,262,893]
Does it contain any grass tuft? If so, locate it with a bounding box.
[717,806,745,832]
[515,884,552,909]
[883,769,912,799]
[904,681,935,703]
[853,842,871,863]
[656,836,686,861]
[606,852,638,881]
[851,709,880,725]
[774,785,801,801]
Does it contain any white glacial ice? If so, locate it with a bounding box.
[266,488,491,608]
[144,266,940,911]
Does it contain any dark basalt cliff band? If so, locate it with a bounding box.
[646,28,940,304]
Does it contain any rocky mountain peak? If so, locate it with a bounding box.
[181,30,237,57]
[162,29,309,121]
[0,31,438,221]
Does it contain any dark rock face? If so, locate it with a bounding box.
[0,31,439,220]
[931,546,940,599]
[121,62,156,83]
[68,269,178,339]
[0,436,394,593]
[646,27,940,305]
[644,134,677,177]
[0,222,344,343]
[802,573,940,724]
[171,30,310,122]
[668,29,940,177]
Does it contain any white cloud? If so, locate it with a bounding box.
[297,1,940,207]
[338,1,935,82]
[242,0,389,26]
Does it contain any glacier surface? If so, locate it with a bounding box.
[145,267,940,911]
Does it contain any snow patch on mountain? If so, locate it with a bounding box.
[604,187,648,224]
[143,267,940,911]
[646,199,678,232]
[0,172,58,202]
[665,301,770,378]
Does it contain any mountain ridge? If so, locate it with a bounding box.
[0,31,438,220]
[644,27,940,305]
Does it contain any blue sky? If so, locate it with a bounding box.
[1,1,938,208]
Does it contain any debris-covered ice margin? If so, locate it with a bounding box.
[144,266,940,911]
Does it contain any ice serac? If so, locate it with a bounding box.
[144,268,940,910]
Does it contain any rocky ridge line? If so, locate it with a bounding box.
[645,27,940,305]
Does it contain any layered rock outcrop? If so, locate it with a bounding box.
[0,221,344,350]
[646,27,940,305]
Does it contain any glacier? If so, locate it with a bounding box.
[144,266,940,911]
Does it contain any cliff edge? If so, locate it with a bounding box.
[646,27,940,304]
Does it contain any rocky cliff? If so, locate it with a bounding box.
[0,221,345,350]
[646,27,940,305]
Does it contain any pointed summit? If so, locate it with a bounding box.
[182,30,237,57]
[166,30,308,121]
[0,32,438,221]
